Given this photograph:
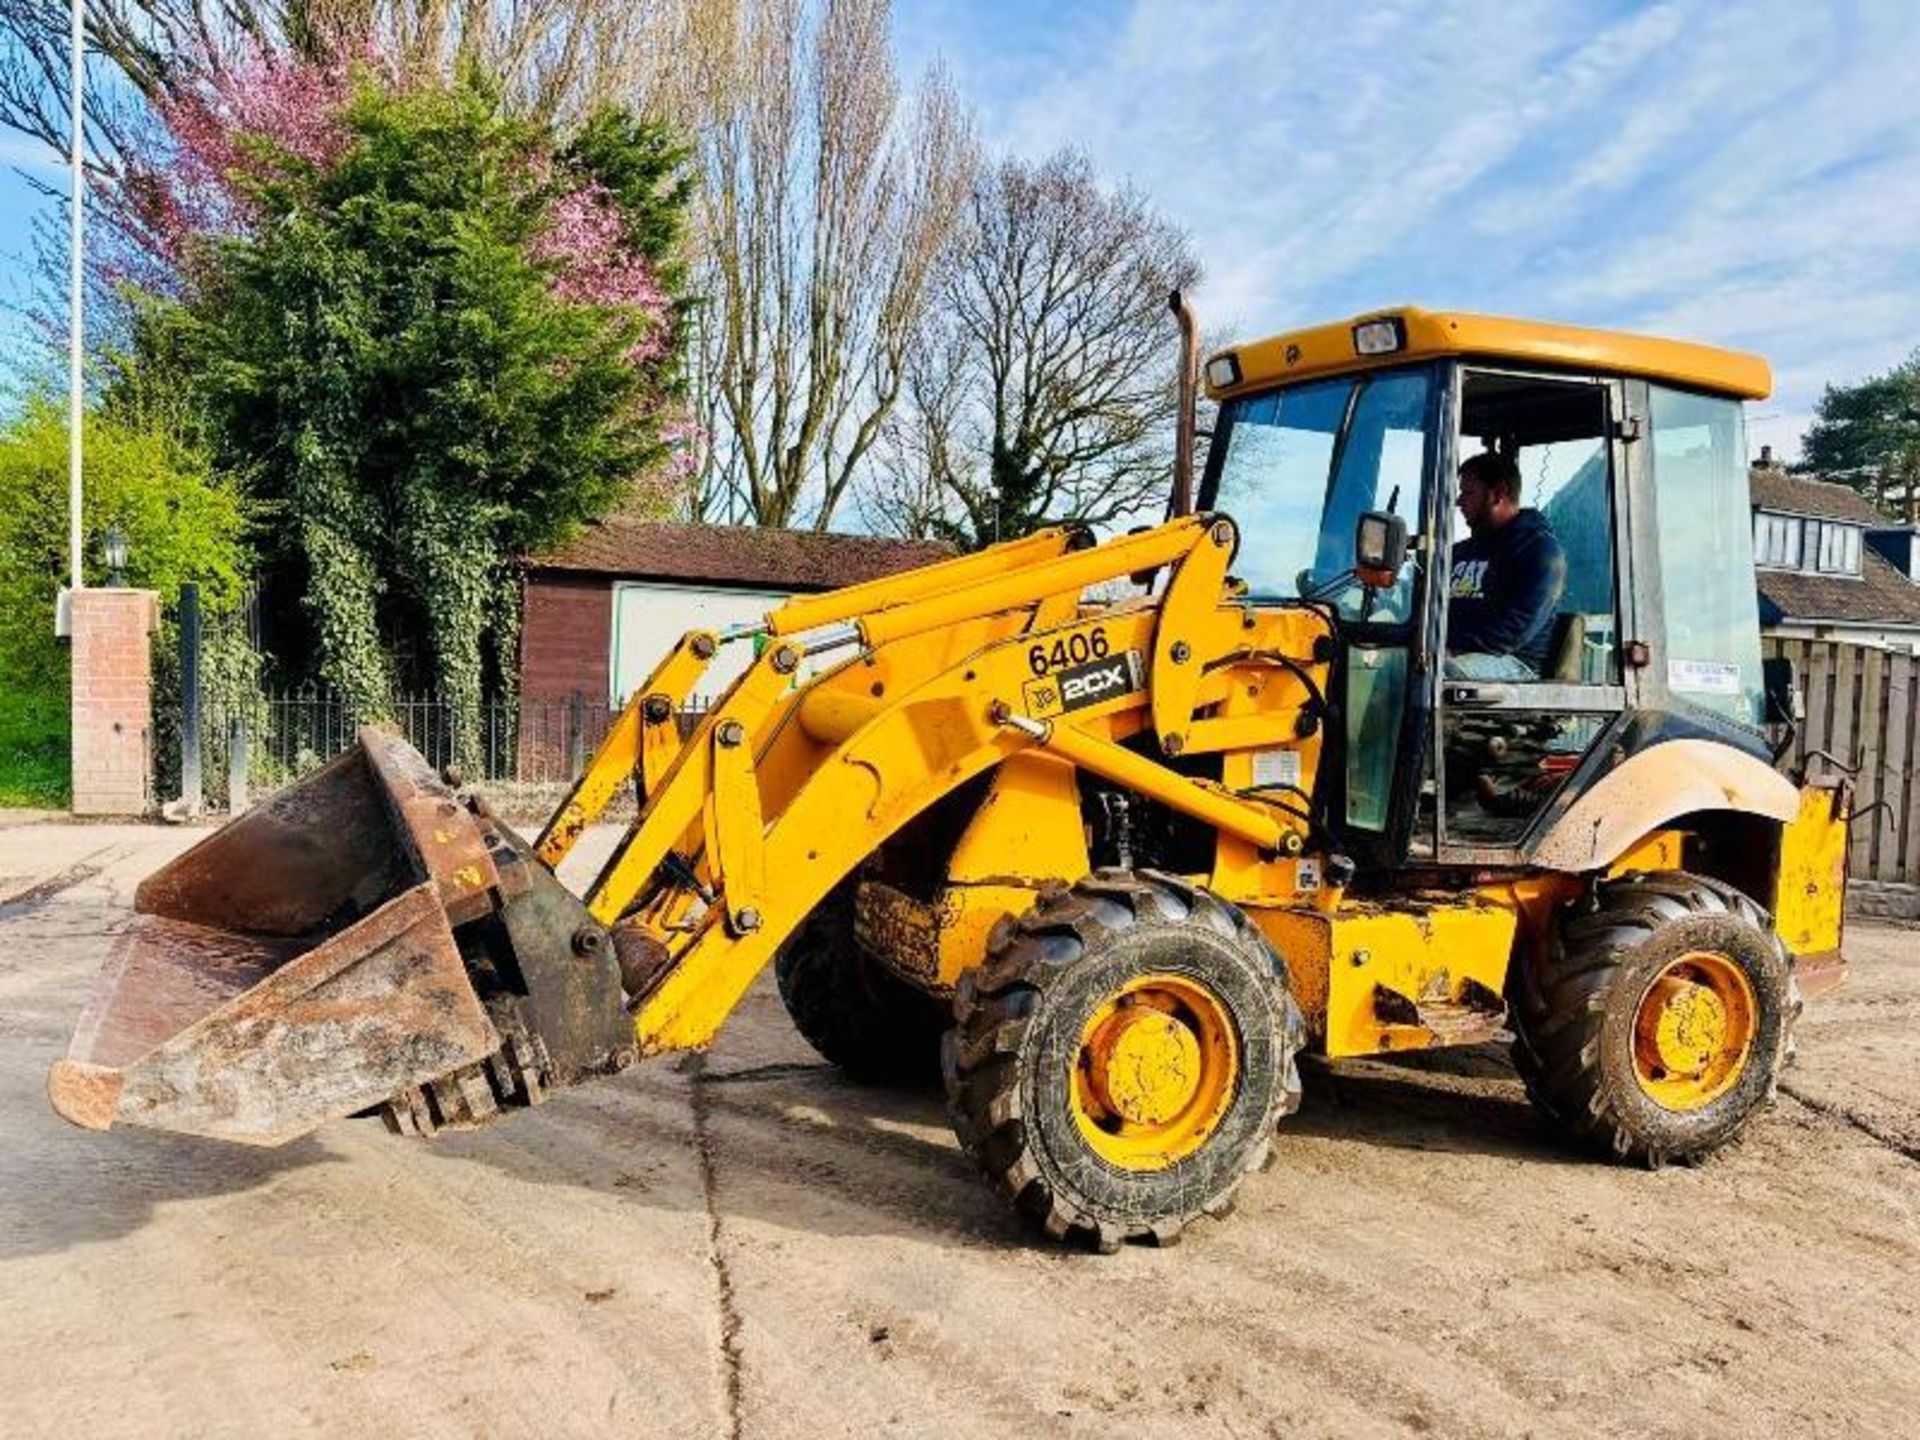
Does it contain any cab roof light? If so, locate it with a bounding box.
[1205,353,1241,388]
[1352,317,1406,356]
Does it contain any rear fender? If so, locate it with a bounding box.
[1529,739,1799,873]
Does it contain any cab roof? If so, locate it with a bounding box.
[1204,306,1772,402]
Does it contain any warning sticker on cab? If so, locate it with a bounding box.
[1667,658,1742,696]
[1022,649,1145,717]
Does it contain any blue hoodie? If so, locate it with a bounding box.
[1446,509,1567,672]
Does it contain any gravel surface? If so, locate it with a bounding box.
[3,821,1915,1438]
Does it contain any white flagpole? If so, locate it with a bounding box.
[68,0,84,590]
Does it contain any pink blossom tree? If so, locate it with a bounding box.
[103,55,694,763]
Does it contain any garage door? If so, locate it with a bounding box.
[609,582,789,704]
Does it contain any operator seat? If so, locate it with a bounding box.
[1544,612,1587,683]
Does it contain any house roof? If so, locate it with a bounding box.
[1749,467,1886,525]
[527,517,952,591]
[1758,551,1920,628]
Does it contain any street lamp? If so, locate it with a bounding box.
[103,524,127,586]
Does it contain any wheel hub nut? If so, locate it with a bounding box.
[1089,1010,1201,1126]
[1647,975,1726,1077]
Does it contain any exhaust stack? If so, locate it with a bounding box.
[1169,288,1200,518]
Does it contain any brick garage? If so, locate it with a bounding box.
[518,572,619,771]
[516,520,948,776]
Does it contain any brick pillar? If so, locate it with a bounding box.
[70,588,161,816]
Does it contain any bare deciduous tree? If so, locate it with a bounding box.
[0,0,694,175]
[677,0,975,529]
[864,150,1200,549]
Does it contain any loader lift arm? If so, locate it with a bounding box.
[561,513,1317,1056]
[531,524,1091,875]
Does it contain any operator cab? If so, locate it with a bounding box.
[1196,307,1771,869]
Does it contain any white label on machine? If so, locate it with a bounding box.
[1296,856,1322,891]
[1668,659,1741,695]
[1252,748,1302,790]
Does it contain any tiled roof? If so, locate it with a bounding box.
[1749,467,1887,524]
[1758,551,1920,627]
[525,516,953,590]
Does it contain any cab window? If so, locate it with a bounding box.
[1648,386,1764,727]
[1204,367,1432,621]
[1432,372,1623,850]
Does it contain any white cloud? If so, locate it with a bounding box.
[903,0,1920,456]
[0,133,67,176]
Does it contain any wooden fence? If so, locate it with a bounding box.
[1765,638,1919,890]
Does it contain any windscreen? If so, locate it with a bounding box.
[1200,367,1433,620]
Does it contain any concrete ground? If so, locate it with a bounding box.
[1,820,1915,1439]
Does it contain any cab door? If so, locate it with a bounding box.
[1428,367,1635,864]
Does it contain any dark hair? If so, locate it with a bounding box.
[1459,451,1522,503]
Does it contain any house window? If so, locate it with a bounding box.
[1815,521,1861,575]
[1752,512,1802,568]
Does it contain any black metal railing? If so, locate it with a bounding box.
[178,688,713,809]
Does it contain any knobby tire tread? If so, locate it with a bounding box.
[943,868,1305,1251]
[1510,870,1800,1168]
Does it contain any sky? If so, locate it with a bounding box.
[4,0,1919,457]
[893,0,1920,460]
[0,129,62,367]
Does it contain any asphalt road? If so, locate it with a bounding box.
[2,820,1915,1438]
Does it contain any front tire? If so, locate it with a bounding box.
[1511,872,1797,1166]
[944,870,1305,1251]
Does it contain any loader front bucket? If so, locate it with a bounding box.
[48,729,634,1146]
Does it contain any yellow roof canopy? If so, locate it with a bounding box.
[1206,306,1771,401]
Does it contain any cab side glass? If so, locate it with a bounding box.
[1316,372,1428,621]
[1344,646,1407,831]
[1648,387,1765,727]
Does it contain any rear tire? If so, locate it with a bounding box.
[944,869,1304,1251]
[775,884,949,1086]
[1511,871,1798,1167]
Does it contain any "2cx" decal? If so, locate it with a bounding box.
[1022,649,1145,717]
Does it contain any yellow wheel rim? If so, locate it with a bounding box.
[1071,973,1239,1171]
[1632,950,1757,1112]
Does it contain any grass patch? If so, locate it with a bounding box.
[0,691,69,809]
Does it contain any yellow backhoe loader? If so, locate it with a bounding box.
[50,303,1854,1250]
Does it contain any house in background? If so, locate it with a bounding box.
[515,518,949,772]
[1750,454,1920,655]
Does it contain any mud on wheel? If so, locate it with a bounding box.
[943,869,1305,1252]
[1511,871,1800,1167]
[775,881,950,1086]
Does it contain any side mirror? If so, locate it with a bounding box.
[1354,510,1409,589]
